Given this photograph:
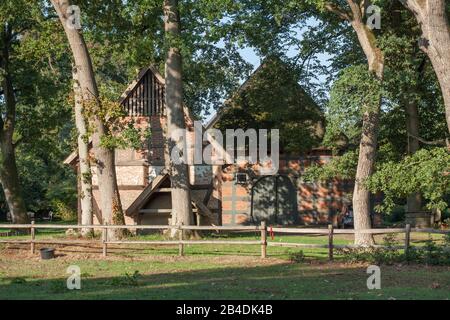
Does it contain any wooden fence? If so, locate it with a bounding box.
[0,221,448,260]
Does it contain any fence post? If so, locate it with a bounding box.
[178,224,184,257]
[328,224,334,261]
[30,221,35,255]
[405,224,411,252]
[102,223,108,257]
[261,221,267,259]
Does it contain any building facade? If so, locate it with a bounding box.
[65,63,357,229]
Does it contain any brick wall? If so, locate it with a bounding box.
[220,155,355,226]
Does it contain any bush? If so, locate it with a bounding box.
[385,206,406,224]
[107,271,142,286]
[51,200,77,222]
[421,238,450,266]
[337,234,450,266]
[442,208,450,221]
[337,235,401,265]
[288,250,305,263]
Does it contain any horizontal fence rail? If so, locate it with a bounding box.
[0,222,448,259]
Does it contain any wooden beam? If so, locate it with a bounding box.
[139,209,172,214]
[139,208,199,214]
[93,185,146,191]
[191,197,216,220]
[125,172,168,216]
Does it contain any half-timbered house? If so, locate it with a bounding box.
[65,60,369,230]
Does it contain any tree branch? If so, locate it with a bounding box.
[346,0,363,22]
[398,0,424,22]
[324,2,351,21]
[408,132,449,147]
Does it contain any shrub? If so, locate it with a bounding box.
[385,206,406,224]
[338,247,400,265]
[9,277,27,285]
[337,247,383,264]
[444,233,450,246]
[288,250,305,263]
[404,246,421,263]
[421,238,450,266]
[107,271,142,287]
[51,199,77,222]
[338,234,450,266]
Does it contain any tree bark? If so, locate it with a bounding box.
[0,27,29,225]
[51,0,125,239]
[0,137,29,224]
[401,0,450,134]
[73,67,93,236]
[325,1,385,245]
[405,97,422,212]
[164,0,194,233]
[347,1,384,246]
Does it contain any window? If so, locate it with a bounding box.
[235,173,248,185]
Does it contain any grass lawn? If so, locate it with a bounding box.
[0,228,449,300]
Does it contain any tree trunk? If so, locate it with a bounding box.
[164,0,194,233]
[405,98,422,212]
[0,138,29,224]
[348,4,384,246]
[73,67,93,236]
[51,0,125,239]
[323,1,383,245]
[402,0,450,133]
[0,29,29,225]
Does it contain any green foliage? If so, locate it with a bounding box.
[0,0,76,214]
[421,238,447,266]
[339,234,450,266]
[76,0,251,117]
[81,95,149,151]
[107,271,142,287]
[367,148,450,213]
[384,206,406,224]
[9,277,27,285]
[324,65,382,145]
[337,234,401,265]
[376,27,447,162]
[51,199,77,222]
[303,150,358,182]
[288,250,305,263]
[444,233,450,247]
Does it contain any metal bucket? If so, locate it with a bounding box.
[40,248,55,260]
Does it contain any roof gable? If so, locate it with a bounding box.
[206,57,325,154]
[206,57,323,130]
[64,65,199,166]
[119,65,166,117]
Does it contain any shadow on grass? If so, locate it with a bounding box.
[0,262,370,300]
[1,261,449,300]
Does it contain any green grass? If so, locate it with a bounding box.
[0,253,449,300]
[0,230,449,300]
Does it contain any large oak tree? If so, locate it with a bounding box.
[51,0,125,238]
[164,0,194,229]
